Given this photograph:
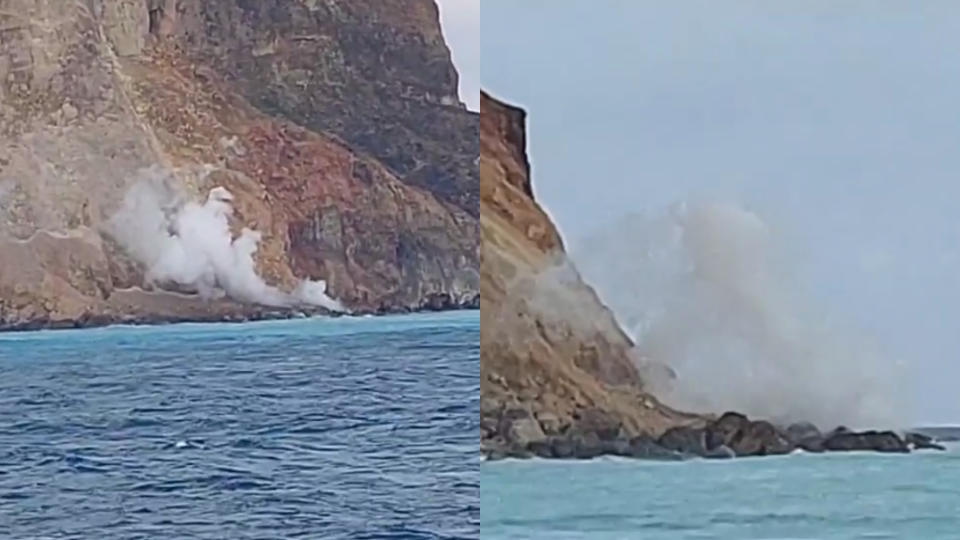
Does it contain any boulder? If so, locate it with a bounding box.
[480,398,501,439]
[507,417,546,448]
[482,446,507,461]
[797,436,825,453]
[571,432,605,459]
[703,413,795,457]
[549,437,576,459]
[480,397,501,417]
[535,411,564,435]
[530,434,602,459]
[823,430,909,453]
[528,436,575,459]
[628,434,685,461]
[731,420,794,457]
[602,438,633,457]
[706,411,749,450]
[517,407,629,459]
[490,406,928,460]
[828,426,852,437]
[528,432,682,461]
[498,407,547,449]
[481,415,498,439]
[658,426,707,456]
[527,439,555,459]
[482,438,522,461]
[904,432,946,451]
[785,421,822,444]
[570,407,623,441]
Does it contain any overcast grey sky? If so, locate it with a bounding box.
[437,0,480,109]
[472,1,960,424]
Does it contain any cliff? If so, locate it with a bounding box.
[480,91,701,456]
[0,0,478,329]
[479,92,944,460]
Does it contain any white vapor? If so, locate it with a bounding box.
[106,168,343,312]
[573,200,904,430]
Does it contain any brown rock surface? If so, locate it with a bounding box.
[154,0,477,216]
[480,90,702,455]
[478,93,933,461]
[0,0,477,329]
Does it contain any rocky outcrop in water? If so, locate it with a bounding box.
[0,0,477,330]
[487,404,945,460]
[903,432,947,451]
[822,429,909,453]
[683,415,929,457]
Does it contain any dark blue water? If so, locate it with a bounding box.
[0,312,479,539]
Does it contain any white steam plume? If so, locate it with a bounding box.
[106,168,343,312]
[573,200,903,429]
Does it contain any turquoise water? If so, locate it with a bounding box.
[482,447,960,539]
[0,311,479,539]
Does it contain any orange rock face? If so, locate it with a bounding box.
[0,0,477,329]
[480,91,701,450]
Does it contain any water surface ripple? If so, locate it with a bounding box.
[0,312,479,539]
[482,448,960,539]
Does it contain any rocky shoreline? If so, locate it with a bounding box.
[477,94,948,464]
[484,406,946,461]
[0,299,479,333]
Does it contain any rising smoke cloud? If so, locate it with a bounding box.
[106,167,343,312]
[572,200,903,429]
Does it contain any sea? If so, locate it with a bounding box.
[0,311,479,539]
[482,447,960,539]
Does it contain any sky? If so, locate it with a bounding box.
[462,1,960,425]
[436,0,480,110]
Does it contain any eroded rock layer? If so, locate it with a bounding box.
[479,90,703,457]
[0,0,478,329]
[479,91,945,461]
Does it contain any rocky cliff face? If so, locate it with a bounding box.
[478,93,941,461]
[480,91,702,456]
[151,0,477,215]
[0,0,477,329]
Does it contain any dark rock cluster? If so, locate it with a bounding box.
[482,404,682,461]
[483,406,946,461]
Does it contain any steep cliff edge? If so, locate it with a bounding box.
[479,92,941,460]
[152,0,477,216]
[0,0,477,329]
[480,91,701,455]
